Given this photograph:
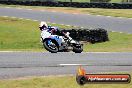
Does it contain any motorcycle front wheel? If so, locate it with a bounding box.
[43,40,59,53]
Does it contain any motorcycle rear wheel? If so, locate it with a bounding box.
[73,45,83,53]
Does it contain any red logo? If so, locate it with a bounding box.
[76,66,131,85]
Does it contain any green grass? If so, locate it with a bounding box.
[57,0,90,2]
[110,0,123,3]
[84,32,132,52]
[55,0,123,3]
[0,17,132,52]
[0,74,131,88]
[0,17,75,51]
[81,8,132,18]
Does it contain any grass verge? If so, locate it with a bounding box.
[0,73,131,88]
[0,4,132,18]
[0,16,132,52]
[0,16,75,51]
[84,32,132,52]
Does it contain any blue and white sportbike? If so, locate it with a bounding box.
[41,30,83,53]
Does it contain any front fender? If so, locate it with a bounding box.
[50,36,62,46]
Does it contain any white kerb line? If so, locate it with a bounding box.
[59,64,88,66]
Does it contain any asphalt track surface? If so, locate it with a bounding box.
[0,7,132,33]
[0,52,132,79]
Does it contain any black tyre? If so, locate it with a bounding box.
[76,76,86,85]
[73,44,83,53]
[43,40,58,53]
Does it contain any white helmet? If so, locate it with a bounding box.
[39,21,48,28]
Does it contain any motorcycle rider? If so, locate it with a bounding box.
[39,21,57,33]
[39,21,48,31]
[39,21,70,40]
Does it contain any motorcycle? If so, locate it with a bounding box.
[41,30,83,53]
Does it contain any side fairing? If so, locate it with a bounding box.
[50,35,62,46]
